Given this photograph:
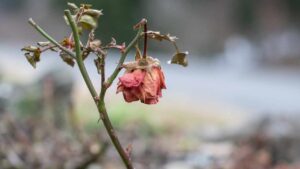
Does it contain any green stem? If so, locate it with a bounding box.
[64,10,98,99]
[28,18,76,59]
[65,10,134,169]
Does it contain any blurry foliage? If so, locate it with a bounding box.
[51,0,144,44]
[78,102,165,136]
[15,87,43,118]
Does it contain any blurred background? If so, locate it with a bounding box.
[1,0,300,169]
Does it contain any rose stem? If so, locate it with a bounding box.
[65,10,142,169]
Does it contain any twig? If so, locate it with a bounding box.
[28,18,76,59]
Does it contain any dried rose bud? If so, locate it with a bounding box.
[117,57,166,104]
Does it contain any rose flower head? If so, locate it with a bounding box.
[117,57,166,104]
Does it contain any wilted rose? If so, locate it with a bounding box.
[117,58,166,104]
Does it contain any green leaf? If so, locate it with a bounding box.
[79,14,97,30]
[168,52,188,67]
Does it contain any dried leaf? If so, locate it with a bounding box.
[33,49,41,62]
[80,4,92,9]
[94,57,102,74]
[24,48,41,68]
[21,46,39,52]
[79,14,97,30]
[67,2,79,12]
[84,9,103,18]
[37,41,50,47]
[89,39,101,51]
[25,53,36,68]
[60,51,75,67]
[145,31,178,42]
[168,52,189,67]
[108,38,125,52]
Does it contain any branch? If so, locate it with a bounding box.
[28,18,76,59]
[65,9,134,169]
[64,10,98,99]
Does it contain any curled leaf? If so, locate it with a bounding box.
[108,38,126,52]
[168,51,189,67]
[25,53,36,68]
[21,46,39,52]
[59,51,75,67]
[23,48,41,68]
[79,14,97,30]
[37,41,50,47]
[84,9,103,18]
[67,2,79,12]
[89,39,101,51]
[144,31,178,42]
[80,4,92,9]
[94,57,102,74]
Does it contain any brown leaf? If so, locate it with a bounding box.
[168,52,189,67]
[25,53,36,68]
[59,51,75,67]
[94,57,102,74]
[144,31,178,42]
[21,46,39,52]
